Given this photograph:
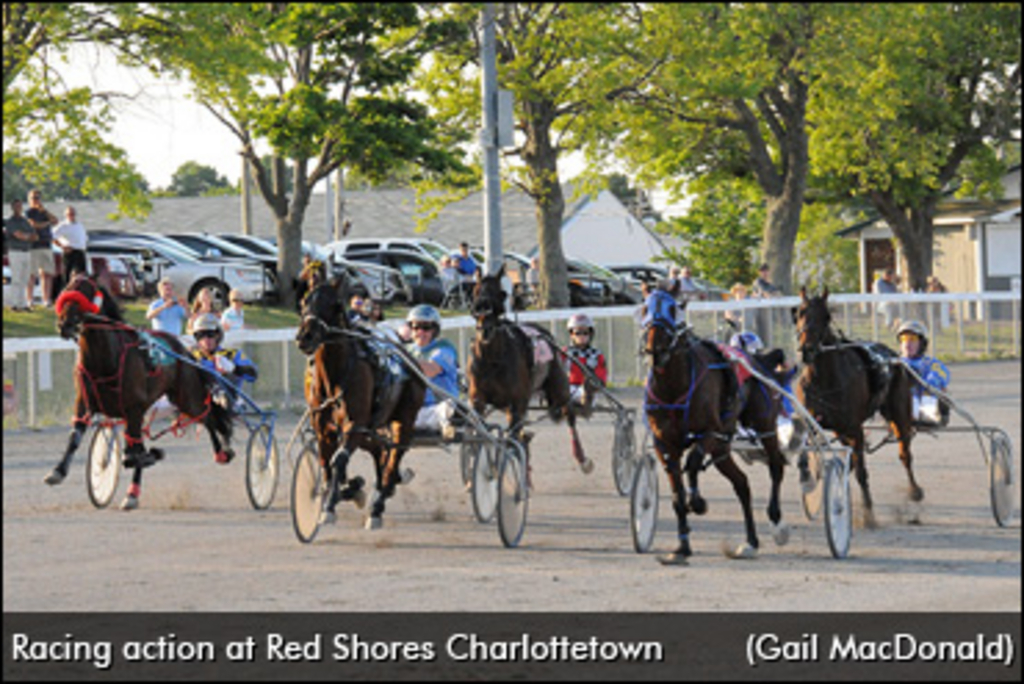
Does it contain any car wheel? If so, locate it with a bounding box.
[190,279,228,308]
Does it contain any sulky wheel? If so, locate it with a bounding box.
[245,424,280,511]
[823,457,852,559]
[989,429,1016,528]
[290,445,325,544]
[470,442,499,524]
[630,451,659,554]
[612,412,638,497]
[87,424,123,509]
[497,438,529,548]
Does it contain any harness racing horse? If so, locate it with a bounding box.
[44,274,234,510]
[642,287,785,563]
[793,287,917,528]
[296,281,426,529]
[468,269,590,475]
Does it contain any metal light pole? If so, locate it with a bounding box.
[481,3,502,277]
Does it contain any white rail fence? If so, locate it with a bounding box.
[3,291,1019,430]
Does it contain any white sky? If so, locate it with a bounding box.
[58,43,687,214]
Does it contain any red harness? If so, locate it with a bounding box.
[716,344,755,386]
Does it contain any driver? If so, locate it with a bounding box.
[896,320,950,424]
[405,305,460,437]
[190,313,258,413]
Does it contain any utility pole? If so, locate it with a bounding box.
[240,157,252,235]
[481,3,502,278]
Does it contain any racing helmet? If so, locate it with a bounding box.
[567,313,595,334]
[407,304,441,330]
[896,319,929,354]
[729,331,764,354]
[192,313,223,342]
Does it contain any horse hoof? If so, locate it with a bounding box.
[657,553,689,566]
[771,521,791,547]
[688,497,708,516]
[318,509,337,526]
[119,495,139,511]
[909,486,924,503]
[580,457,595,475]
[726,542,758,560]
[399,468,415,486]
[214,450,232,465]
[861,509,878,530]
[43,468,66,486]
[365,516,383,530]
[351,489,367,510]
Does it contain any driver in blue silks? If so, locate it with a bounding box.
[405,305,460,436]
[896,320,950,424]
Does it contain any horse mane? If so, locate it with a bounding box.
[95,282,124,322]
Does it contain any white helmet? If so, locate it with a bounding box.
[896,319,929,354]
[192,313,223,339]
[729,331,764,354]
[407,304,441,328]
[567,313,594,333]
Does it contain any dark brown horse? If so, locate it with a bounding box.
[468,269,590,474]
[296,281,426,529]
[793,287,917,527]
[642,287,783,563]
[44,274,234,510]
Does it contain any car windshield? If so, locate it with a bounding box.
[417,241,449,263]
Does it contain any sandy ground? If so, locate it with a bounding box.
[2,361,1019,612]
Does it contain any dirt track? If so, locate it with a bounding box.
[2,361,1019,612]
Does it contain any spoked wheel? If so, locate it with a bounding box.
[470,443,499,523]
[245,424,280,510]
[497,439,529,548]
[290,446,326,544]
[630,452,659,553]
[989,430,1016,527]
[823,457,852,559]
[87,424,123,509]
[800,448,825,521]
[612,413,637,497]
[460,439,480,491]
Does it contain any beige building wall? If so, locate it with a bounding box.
[932,224,976,293]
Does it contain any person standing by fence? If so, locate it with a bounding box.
[25,189,59,308]
[5,199,35,312]
[52,206,88,292]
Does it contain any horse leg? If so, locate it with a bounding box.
[44,412,89,486]
[566,411,593,475]
[684,443,708,515]
[120,467,144,511]
[204,403,235,465]
[888,389,923,503]
[119,412,157,510]
[659,447,692,564]
[713,449,760,558]
[845,431,876,529]
[762,435,790,546]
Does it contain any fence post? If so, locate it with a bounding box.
[27,350,36,429]
[605,315,615,385]
[927,300,937,356]
[957,300,965,355]
[281,340,290,409]
[844,302,851,339]
[871,302,879,342]
[984,299,992,356]
[1014,297,1020,356]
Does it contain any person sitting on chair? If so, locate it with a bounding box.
[896,320,950,425]
[189,313,258,417]
[562,313,607,414]
[405,305,460,437]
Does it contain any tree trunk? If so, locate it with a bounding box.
[871,190,935,293]
[522,101,569,308]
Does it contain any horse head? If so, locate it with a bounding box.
[641,287,685,371]
[296,280,347,355]
[54,274,119,340]
[793,286,832,364]
[470,267,507,339]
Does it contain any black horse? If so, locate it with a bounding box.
[793,287,917,527]
[642,287,787,563]
[296,281,426,529]
[468,269,590,475]
[45,274,234,510]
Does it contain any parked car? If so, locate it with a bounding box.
[345,249,445,305]
[164,232,280,301]
[606,263,669,287]
[3,250,141,305]
[87,233,267,307]
[567,257,643,305]
[325,237,451,268]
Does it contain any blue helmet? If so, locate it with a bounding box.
[730,331,763,354]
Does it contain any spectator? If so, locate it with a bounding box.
[453,242,478,279]
[146,277,189,335]
[726,282,754,331]
[751,263,780,298]
[220,289,247,333]
[439,255,460,290]
[25,189,59,307]
[5,199,36,312]
[927,275,951,330]
[678,266,698,293]
[52,206,88,291]
[186,286,220,336]
[873,267,899,329]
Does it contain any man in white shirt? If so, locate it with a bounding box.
[52,206,88,289]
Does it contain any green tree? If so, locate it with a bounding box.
[143,3,470,306]
[168,161,233,197]
[811,3,1021,292]
[420,4,649,308]
[3,3,158,217]
[659,178,763,288]
[602,4,841,295]
[793,203,860,294]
